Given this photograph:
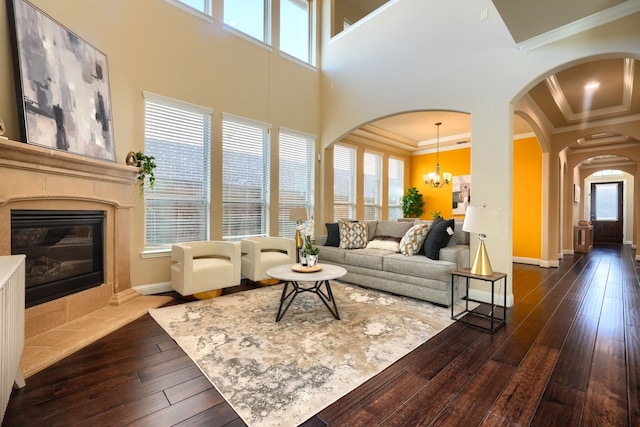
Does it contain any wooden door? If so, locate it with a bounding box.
[590,181,623,243]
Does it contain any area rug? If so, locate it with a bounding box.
[149,282,455,427]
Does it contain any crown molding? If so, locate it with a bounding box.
[517,1,640,51]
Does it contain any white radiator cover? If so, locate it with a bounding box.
[0,255,26,422]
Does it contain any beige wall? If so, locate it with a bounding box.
[0,0,320,287]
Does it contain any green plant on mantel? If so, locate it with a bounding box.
[431,210,442,219]
[127,151,156,196]
[400,186,425,218]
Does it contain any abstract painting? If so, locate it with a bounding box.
[6,0,116,162]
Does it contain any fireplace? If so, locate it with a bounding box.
[11,210,105,308]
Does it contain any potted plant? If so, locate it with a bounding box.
[401,186,425,218]
[126,151,156,196]
[303,236,320,267]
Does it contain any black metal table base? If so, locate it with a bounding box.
[276,280,340,321]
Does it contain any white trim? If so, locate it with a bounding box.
[222,23,273,51]
[278,50,317,71]
[140,248,171,259]
[279,126,317,141]
[142,91,213,115]
[540,259,560,268]
[517,1,640,51]
[512,256,541,266]
[164,0,214,22]
[134,281,172,295]
[222,112,272,130]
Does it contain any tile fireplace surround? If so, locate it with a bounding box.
[0,137,141,342]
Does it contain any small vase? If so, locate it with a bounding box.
[307,254,318,267]
[299,249,307,266]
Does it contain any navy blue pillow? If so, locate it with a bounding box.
[423,219,455,260]
[324,223,340,247]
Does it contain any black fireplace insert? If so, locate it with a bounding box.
[11,210,105,308]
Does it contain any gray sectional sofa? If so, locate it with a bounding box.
[315,219,470,307]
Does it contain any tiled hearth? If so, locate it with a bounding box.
[0,138,170,377]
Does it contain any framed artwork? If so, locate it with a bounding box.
[452,175,471,215]
[6,0,116,162]
[574,184,581,203]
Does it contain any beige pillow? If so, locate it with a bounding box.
[338,221,368,249]
[399,223,430,256]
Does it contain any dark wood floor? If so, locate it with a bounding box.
[3,244,639,426]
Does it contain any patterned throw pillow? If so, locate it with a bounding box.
[398,223,430,256]
[338,221,368,249]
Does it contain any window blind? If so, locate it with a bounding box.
[143,93,211,249]
[333,144,356,220]
[222,114,271,240]
[388,157,404,220]
[278,128,315,237]
[363,151,382,220]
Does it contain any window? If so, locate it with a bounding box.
[143,93,211,250]
[388,157,404,220]
[166,0,212,17]
[223,0,269,43]
[333,144,356,220]
[280,0,313,64]
[278,129,315,238]
[222,114,271,240]
[593,182,619,220]
[363,151,381,220]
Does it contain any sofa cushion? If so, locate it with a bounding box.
[423,218,455,260]
[383,253,457,282]
[339,221,368,249]
[374,220,413,240]
[324,223,340,247]
[344,249,390,270]
[317,245,347,264]
[399,223,430,256]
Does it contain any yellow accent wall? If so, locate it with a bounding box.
[411,148,470,220]
[513,137,542,259]
[411,137,542,259]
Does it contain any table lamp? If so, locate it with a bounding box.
[462,204,501,276]
[288,207,307,249]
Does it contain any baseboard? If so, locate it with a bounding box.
[467,288,514,307]
[134,281,172,295]
[512,256,541,266]
[539,259,560,268]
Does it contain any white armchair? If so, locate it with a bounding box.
[170,241,241,296]
[241,237,296,283]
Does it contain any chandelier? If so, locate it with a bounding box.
[423,122,452,188]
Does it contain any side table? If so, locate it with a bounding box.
[451,268,507,333]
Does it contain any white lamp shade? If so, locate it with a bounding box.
[288,207,307,222]
[462,206,501,235]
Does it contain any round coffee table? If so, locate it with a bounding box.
[266,263,347,322]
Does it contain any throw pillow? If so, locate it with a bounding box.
[398,223,430,256]
[366,236,401,252]
[338,221,368,249]
[324,223,340,247]
[374,220,414,240]
[422,218,455,260]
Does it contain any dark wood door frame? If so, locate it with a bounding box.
[590,181,623,244]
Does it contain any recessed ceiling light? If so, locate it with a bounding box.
[584,81,600,90]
